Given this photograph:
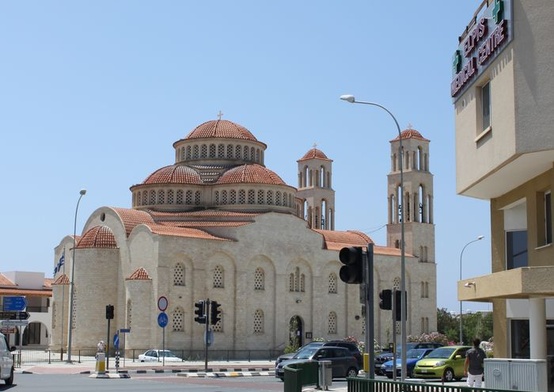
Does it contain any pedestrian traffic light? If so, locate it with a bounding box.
[338,246,364,284]
[194,300,206,324]
[394,290,407,321]
[106,304,114,320]
[379,289,392,310]
[210,300,221,325]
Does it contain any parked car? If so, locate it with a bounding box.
[412,345,471,381]
[0,333,15,385]
[276,340,363,368]
[374,342,443,375]
[138,349,182,362]
[380,348,434,378]
[275,346,358,380]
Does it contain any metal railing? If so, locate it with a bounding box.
[347,377,532,392]
[13,348,281,367]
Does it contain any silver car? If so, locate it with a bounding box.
[0,333,15,385]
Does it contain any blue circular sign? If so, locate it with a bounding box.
[157,312,168,328]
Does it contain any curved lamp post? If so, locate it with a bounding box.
[67,189,87,362]
[340,94,407,380]
[459,235,484,344]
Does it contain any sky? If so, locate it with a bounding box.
[1,1,491,313]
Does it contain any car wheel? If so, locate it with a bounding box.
[346,367,358,378]
[5,368,14,386]
[386,373,393,379]
[443,368,455,382]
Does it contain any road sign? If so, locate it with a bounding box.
[1,320,29,327]
[113,333,119,349]
[157,312,168,328]
[2,296,27,312]
[157,296,168,312]
[119,328,131,333]
[0,311,30,320]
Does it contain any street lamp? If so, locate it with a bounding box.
[67,189,87,363]
[340,94,407,380]
[459,235,484,344]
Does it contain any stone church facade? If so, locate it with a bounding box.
[51,118,437,358]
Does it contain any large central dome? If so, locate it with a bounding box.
[130,118,296,214]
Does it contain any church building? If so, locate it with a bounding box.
[51,118,437,358]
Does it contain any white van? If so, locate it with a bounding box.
[0,332,15,385]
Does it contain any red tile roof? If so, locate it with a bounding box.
[52,274,69,285]
[0,288,52,297]
[298,147,332,162]
[112,208,156,236]
[392,128,430,142]
[217,164,287,185]
[140,165,203,185]
[183,119,259,141]
[77,226,118,249]
[314,230,373,251]
[126,268,151,281]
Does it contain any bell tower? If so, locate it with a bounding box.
[296,146,335,230]
[387,128,435,263]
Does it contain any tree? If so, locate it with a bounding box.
[436,308,493,345]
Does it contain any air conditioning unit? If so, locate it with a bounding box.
[484,358,547,391]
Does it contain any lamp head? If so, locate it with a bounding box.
[477,235,484,240]
[340,94,356,103]
[80,189,87,196]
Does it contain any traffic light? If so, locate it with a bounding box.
[394,290,407,321]
[379,289,392,310]
[194,300,206,324]
[338,246,364,284]
[106,304,114,320]
[210,300,221,325]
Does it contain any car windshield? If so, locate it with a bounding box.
[406,349,428,359]
[294,348,318,359]
[426,347,456,359]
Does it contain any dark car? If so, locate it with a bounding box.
[380,348,434,378]
[275,340,362,368]
[374,342,443,375]
[275,346,359,380]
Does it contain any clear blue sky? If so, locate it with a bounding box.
[0,1,490,313]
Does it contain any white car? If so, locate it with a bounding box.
[138,349,182,362]
[0,333,15,385]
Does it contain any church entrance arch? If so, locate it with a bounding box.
[288,315,303,349]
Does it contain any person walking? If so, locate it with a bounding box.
[464,337,486,387]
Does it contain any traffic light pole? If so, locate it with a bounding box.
[364,243,375,379]
[392,288,397,381]
[204,299,210,372]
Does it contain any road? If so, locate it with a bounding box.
[1,373,347,392]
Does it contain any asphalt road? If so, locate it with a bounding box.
[1,373,333,392]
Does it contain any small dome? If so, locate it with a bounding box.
[392,128,430,142]
[217,164,286,185]
[185,119,258,141]
[77,226,118,249]
[298,147,331,162]
[142,165,202,185]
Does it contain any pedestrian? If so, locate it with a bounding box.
[464,337,486,387]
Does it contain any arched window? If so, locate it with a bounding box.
[254,268,265,290]
[254,309,264,334]
[172,307,184,332]
[126,299,132,329]
[174,263,185,286]
[328,273,337,294]
[213,265,224,288]
[328,312,337,334]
